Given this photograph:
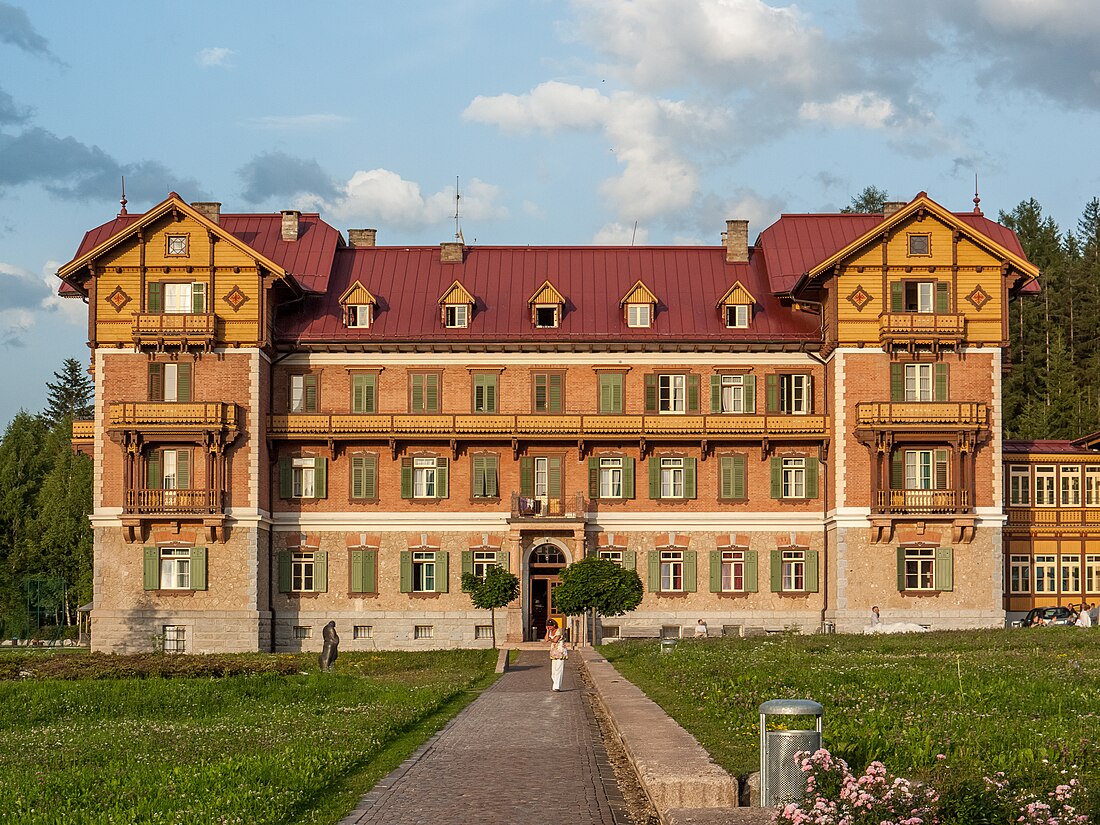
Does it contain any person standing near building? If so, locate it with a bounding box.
[548,620,566,691]
[1077,604,1092,628]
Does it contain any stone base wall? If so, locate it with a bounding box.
[272,610,507,652]
[91,609,270,654]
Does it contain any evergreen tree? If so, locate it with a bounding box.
[42,358,93,427]
[841,185,889,214]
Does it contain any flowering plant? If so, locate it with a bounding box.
[983,772,1089,825]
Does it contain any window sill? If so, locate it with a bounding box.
[774,590,817,597]
[654,591,689,598]
[470,497,502,504]
[714,590,753,598]
[349,590,378,598]
[349,498,380,505]
[284,591,322,598]
[899,589,944,597]
[408,591,443,599]
[150,589,196,596]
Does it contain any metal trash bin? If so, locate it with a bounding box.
[659,638,677,654]
[759,699,824,807]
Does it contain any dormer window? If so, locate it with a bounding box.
[346,305,371,328]
[338,280,377,329]
[438,280,475,330]
[445,304,469,328]
[725,304,750,328]
[528,280,565,330]
[716,280,756,330]
[627,304,651,327]
[620,280,658,329]
[535,306,558,328]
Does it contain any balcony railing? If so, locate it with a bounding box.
[856,402,988,429]
[268,413,829,440]
[108,402,239,431]
[132,312,216,349]
[876,489,968,514]
[508,491,587,522]
[72,420,95,440]
[880,313,965,347]
[125,488,222,515]
[1006,506,1100,527]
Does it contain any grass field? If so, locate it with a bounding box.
[601,629,1100,819]
[0,649,497,824]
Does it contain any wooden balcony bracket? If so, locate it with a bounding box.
[818,438,830,462]
[699,438,709,461]
[638,436,648,460]
[511,437,520,461]
[953,519,976,545]
[759,437,770,461]
[450,438,458,461]
[577,439,587,460]
[389,437,399,461]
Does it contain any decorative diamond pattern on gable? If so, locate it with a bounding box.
[847,284,872,312]
[106,286,131,312]
[223,285,249,312]
[967,285,991,310]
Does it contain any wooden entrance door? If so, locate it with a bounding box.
[529,575,564,640]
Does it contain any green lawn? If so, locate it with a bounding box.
[601,629,1100,816]
[0,650,497,824]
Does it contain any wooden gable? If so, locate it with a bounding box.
[339,281,377,306]
[619,280,659,308]
[715,280,757,308]
[528,280,564,307]
[438,280,475,306]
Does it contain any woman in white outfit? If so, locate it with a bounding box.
[547,620,566,691]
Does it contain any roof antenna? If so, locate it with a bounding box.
[119,176,128,215]
[454,176,464,244]
[631,220,638,246]
[973,174,982,215]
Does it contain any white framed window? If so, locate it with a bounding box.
[660,550,684,592]
[353,625,373,640]
[599,549,624,565]
[290,375,305,413]
[600,457,623,499]
[1086,467,1100,506]
[292,458,316,498]
[162,449,180,491]
[1035,466,1056,506]
[346,304,371,328]
[444,304,469,328]
[904,547,936,591]
[1009,555,1031,594]
[779,374,811,414]
[474,625,493,640]
[905,451,934,491]
[782,458,806,499]
[534,305,558,328]
[1061,466,1082,507]
[1086,555,1100,593]
[164,282,205,314]
[1062,555,1081,594]
[414,625,434,640]
[720,375,746,413]
[627,303,651,327]
[472,550,498,578]
[1034,555,1057,593]
[904,281,935,313]
[293,626,312,640]
[413,457,438,498]
[660,458,685,499]
[721,550,745,593]
[781,550,806,592]
[292,552,316,592]
[412,551,437,592]
[1009,466,1031,506]
[162,363,181,402]
[159,547,191,590]
[162,625,187,653]
[725,304,749,328]
[904,364,934,402]
[534,457,549,499]
[658,374,686,413]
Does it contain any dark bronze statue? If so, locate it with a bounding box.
[318,620,339,672]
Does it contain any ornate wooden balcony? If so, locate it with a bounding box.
[876,489,968,514]
[879,312,964,351]
[856,402,988,430]
[132,312,216,351]
[1006,506,1100,528]
[125,488,222,515]
[508,491,587,523]
[107,402,240,442]
[71,419,95,456]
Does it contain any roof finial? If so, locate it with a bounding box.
[973,174,982,215]
[119,176,128,215]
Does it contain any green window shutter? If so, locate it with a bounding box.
[485,455,498,498]
[472,456,486,497]
[766,374,778,413]
[745,550,759,592]
[400,458,413,499]
[147,450,162,490]
[684,457,697,499]
[743,375,756,413]
[935,450,949,491]
[436,551,449,593]
[400,551,412,593]
[313,458,327,499]
[143,547,159,590]
[462,550,473,577]
[363,550,377,594]
[352,375,376,413]
[588,457,600,499]
[890,363,904,402]
[411,374,424,412]
[897,547,907,591]
[710,375,722,413]
[805,458,819,499]
[350,549,365,592]
[533,374,547,411]
[709,550,721,592]
[149,363,163,402]
[177,363,192,403]
[362,454,377,500]
[687,374,700,412]
[175,450,190,490]
[769,457,782,499]
[599,374,622,413]
[147,281,162,313]
[351,456,365,499]
[647,551,660,592]
[279,457,292,498]
[720,456,735,500]
[648,457,661,500]
[547,457,561,498]
[732,454,746,500]
[520,457,534,497]
[891,451,904,490]
[190,547,207,591]
[890,281,903,312]
[684,551,697,592]
[497,550,509,571]
[484,376,496,412]
[935,282,949,314]
[644,374,657,413]
[935,547,954,591]
[278,551,291,593]
[805,550,819,593]
[192,282,206,314]
[622,458,635,499]
[303,374,318,413]
[436,457,449,499]
[770,550,782,592]
[625,549,636,571]
[934,363,948,402]
[548,373,563,412]
[426,373,439,412]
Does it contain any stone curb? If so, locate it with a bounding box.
[494,647,509,673]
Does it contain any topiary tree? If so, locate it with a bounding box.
[461,564,519,649]
[553,556,643,643]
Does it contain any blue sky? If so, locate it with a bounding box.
[2,0,1100,427]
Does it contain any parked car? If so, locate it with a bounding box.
[1014,606,1074,628]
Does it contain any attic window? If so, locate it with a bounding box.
[445,304,469,328]
[908,234,931,256]
[627,304,651,328]
[338,281,377,329]
[535,306,558,328]
[438,280,475,329]
[346,305,372,328]
[725,305,750,328]
[716,280,756,330]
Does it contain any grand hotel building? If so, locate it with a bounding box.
[60,191,1073,654]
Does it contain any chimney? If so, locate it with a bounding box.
[724,219,749,263]
[192,202,221,224]
[882,201,907,217]
[281,210,301,241]
[348,229,377,248]
[440,241,465,263]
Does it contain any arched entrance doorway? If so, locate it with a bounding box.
[526,542,568,641]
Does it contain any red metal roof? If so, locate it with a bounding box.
[756,214,882,294]
[1003,440,1096,455]
[278,245,822,345]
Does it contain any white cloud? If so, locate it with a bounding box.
[196,47,233,68]
[465,81,608,134]
[0,260,81,348]
[976,0,1100,38]
[800,92,895,129]
[593,222,649,244]
[245,114,352,130]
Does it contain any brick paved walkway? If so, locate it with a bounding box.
[341,650,628,825]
